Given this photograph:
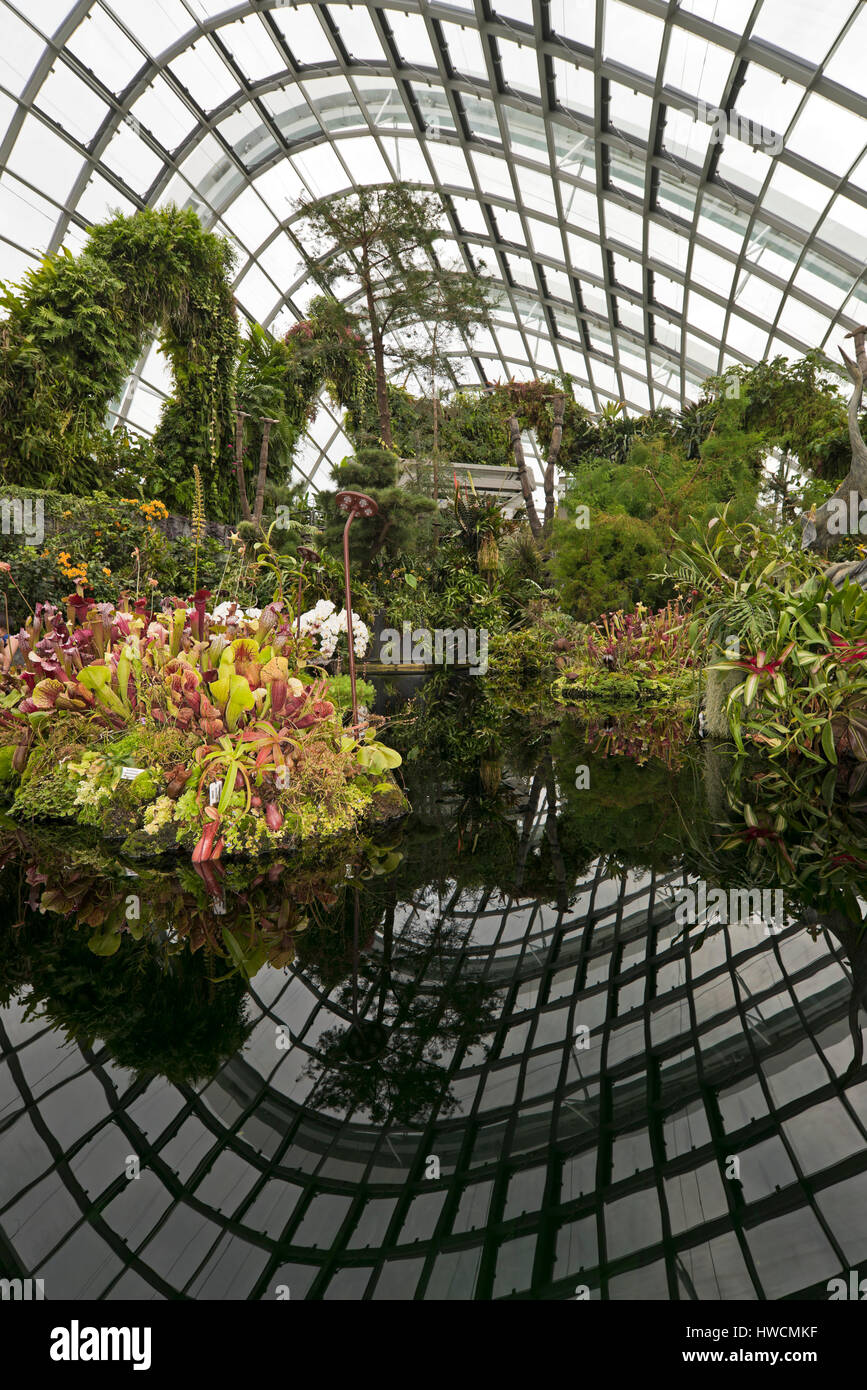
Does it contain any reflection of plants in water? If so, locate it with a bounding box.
[581,706,695,770]
[302,892,502,1126]
[396,670,555,784]
[0,830,407,1085]
[686,757,867,924]
[0,898,251,1087]
[551,721,708,875]
[0,826,392,978]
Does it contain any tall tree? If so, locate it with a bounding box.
[395,266,494,514]
[292,183,487,451]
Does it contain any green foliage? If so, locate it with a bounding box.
[322,444,436,576]
[549,399,764,622]
[14,751,78,820]
[551,510,667,621]
[327,673,375,715]
[293,183,493,449]
[704,351,854,480]
[670,504,824,655]
[675,507,867,764]
[0,206,239,513]
[0,490,232,625]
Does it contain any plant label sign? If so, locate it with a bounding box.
[120,767,145,781]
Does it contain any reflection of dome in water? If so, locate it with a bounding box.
[1,857,865,1300]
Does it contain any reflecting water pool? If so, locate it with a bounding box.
[2,725,867,1301]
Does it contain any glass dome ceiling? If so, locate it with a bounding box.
[2,0,867,491]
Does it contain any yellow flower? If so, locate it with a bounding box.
[103,567,111,577]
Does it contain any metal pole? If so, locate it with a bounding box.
[343,506,359,728]
[295,559,306,651]
[334,493,376,731]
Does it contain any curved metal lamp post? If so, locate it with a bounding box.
[335,490,378,728]
[294,545,321,650]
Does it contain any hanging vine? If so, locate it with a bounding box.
[0,206,240,517]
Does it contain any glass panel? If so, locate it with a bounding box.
[653,272,684,312]
[494,206,525,244]
[22,0,71,41]
[430,140,474,190]
[824,6,867,89]
[690,243,735,297]
[661,107,712,167]
[725,312,770,357]
[714,134,773,197]
[648,221,690,274]
[560,182,598,236]
[387,11,436,70]
[290,141,349,198]
[612,253,642,292]
[463,93,500,144]
[107,0,193,53]
[67,8,145,94]
[551,0,595,47]
[472,149,516,201]
[655,171,696,221]
[787,94,867,177]
[261,87,320,144]
[552,59,594,117]
[502,107,548,160]
[218,107,278,170]
[220,185,280,248]
[440,22,487,80]
[663,29,734,106]
[604,1,664,72]
[218,17,284,82]
[0,171,62,248]
[677,0,755,30]
[753,0,854,64]
[498,39,541,99]
[271,5,334,65]
[170,38,239,110]
[818,194,867,262]
[697,192,751,252]
[605,200,644,249]
[514,165,558,215]
[762,162,830,233]
[77,170,137,224]
[234,262,280,321]
[37,63,110,145]
[735,64,804,144]
[527,216,565,260]
[609,147,646,199]
[5,114,83,204]
[732,270,784,321]
[609,83,653,139]
[792,258,854,311]
[354,77,411,129]
[776,296,831,345]
[567,232,604,278]
[686,289,726,338]
[494,0,535,24]
[132,77,196,151]
[410,86,457,141]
